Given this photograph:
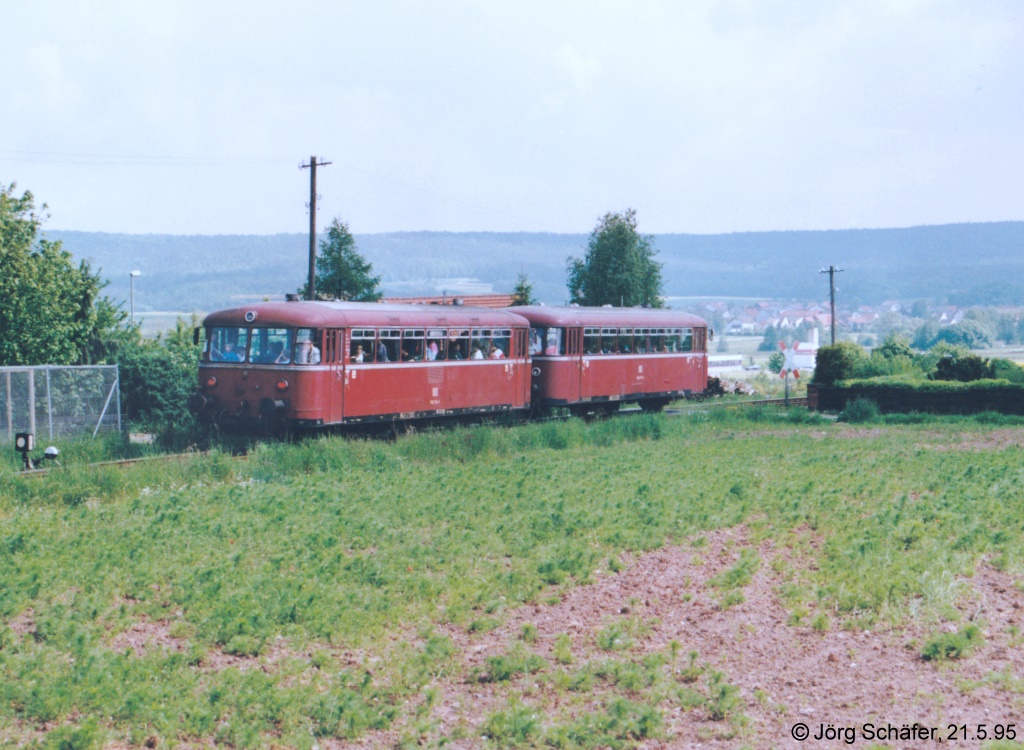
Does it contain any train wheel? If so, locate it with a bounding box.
[639,398,667,413]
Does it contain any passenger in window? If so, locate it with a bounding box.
[544,330,560,356]
[352,345,365,363]
[403,341,423,361]
[296,340,320,364]
[489,343,504,359]
[471,345,484,360]
[223,342,242,362]
[529,330,542,355]
[377,340,390,363]
[270,341,289,364]
[426,341,439,361]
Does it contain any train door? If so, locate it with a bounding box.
[513,328,529,406]
[567,327,582,402]
[325,329,344,423]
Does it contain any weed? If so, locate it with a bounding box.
[482,696,540,746]
[838,397,881,423]
[921,625,984,661]
[596,623,633,652]
[553,633,574,665]
[709,549,761,590]
[705,670,742,720]
[485,645,546,682]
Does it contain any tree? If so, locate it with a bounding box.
[299,218,382,302]
[875,333,913,360]
[0,183,126,366]
[566,210,663,307]
[811,341,865,386]
[758,324,780,352]
[510,271,536,306]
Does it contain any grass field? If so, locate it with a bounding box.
[3,410,1024,748]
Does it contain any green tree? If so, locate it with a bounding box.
[299,218,382,302]
[811,341,865,386]
[933,319,993,349]
[758,324,779,352]
[566,210,663,307]
[0,183,127,366]
[766,351,784,374]
[510,271,536,306]
[875,332,913,360]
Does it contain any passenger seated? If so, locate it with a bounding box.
[489,344,504,359]
[426,341,439,361]
[295,341,320,364]
[270,341,289,364]
[352,345,365,363]
[222,342,242,362]
[471,345,484,360]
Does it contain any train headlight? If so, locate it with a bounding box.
[276,379,289,392]
[205,376,217,388]
[532,367,542,377]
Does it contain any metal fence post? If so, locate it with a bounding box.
[28,369,36,437]
[46,367,54,440]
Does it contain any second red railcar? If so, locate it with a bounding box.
[510,306,709,415]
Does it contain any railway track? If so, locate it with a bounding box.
[14,396,809,478]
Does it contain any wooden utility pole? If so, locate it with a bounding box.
[820,265,844,345]
[301,156,332,300]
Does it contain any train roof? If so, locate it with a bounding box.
[202,300,531,329]
[506,305,708,328]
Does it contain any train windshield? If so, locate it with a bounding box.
[249,328,294,364]
[206,327,249,362]
[532,327,565,356]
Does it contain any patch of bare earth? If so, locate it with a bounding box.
[341,527,1024,749]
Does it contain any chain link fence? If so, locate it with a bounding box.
[0,365,121,444]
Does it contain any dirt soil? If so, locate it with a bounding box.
[339,526,1024,749]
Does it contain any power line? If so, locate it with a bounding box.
[0,149,299,165]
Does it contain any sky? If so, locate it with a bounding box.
[2,0,1022,236]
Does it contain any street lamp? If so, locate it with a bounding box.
[129,271,141,325]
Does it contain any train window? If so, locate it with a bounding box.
[350,329,375,363]
[470,328,490,360]
[425,329,446,361]
[249,328,293,364]
[448,329,470,360]
[529,328,543,355]
[682,328,694,352]
[535,327,564,356]
[294,328,321,365]
[617,328,633,354]
[632,328,648,353]
[377,329,401,363]
[401,329,426,361]
[651,328,667,354]
[206,326,248,362]
[601,327,617,354]
[490,329,511,359]
[583,327,600,355]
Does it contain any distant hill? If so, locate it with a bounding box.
[47,222,1024,314]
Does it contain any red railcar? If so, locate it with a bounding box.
[509,306,709,415]
[191,301,532,434]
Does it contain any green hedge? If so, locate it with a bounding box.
[810,377,1024,415]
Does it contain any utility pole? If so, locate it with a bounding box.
[819,265,844,345]
[301,156,332,300]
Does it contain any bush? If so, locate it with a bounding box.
[837,397,880,423]
[921,624,983,661]
[812,341,865,386]
[933,353,990,382]
[117,336,199,432]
